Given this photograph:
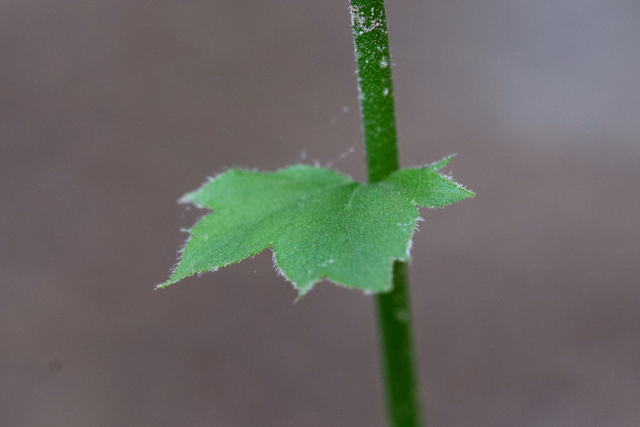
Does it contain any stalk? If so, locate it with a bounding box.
[376,262,421,426]
[348,1,422,426]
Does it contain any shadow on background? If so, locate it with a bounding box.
[1,0,639,426]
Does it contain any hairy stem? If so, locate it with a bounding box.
[349,0,399,182]
[348,0,422,425]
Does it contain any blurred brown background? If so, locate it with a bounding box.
[1,0,639,426]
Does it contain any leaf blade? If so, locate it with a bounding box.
[160,159,473,294]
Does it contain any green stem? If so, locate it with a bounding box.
[376,262,421,427]
[348,1,422,426]
[349,0,399,182]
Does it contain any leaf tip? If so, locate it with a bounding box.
[154,280,173,290]
[293,287,311,303]
[429,155,454,171]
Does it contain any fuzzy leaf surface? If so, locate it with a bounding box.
[159,157,473,295]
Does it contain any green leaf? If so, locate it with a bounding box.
[158,157,473,295]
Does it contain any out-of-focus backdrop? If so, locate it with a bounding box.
[2,0,639,426]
